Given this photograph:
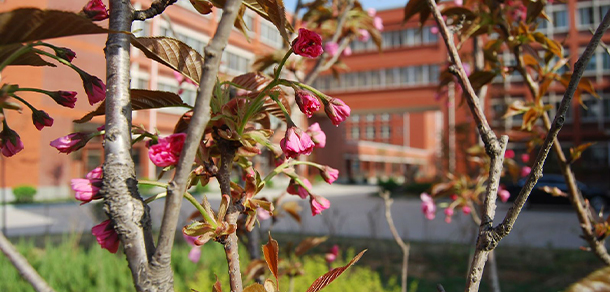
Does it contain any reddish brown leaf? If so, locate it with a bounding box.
[281,201,302,223]
[232,72,272,92]
[262,232,280,290]
[570,142,596,163]
[212,275,222,292]
[541,186,567,197]
[0,44,56,67]
[441,7,476,21]
[295,236,328,257]
[131,37,204,84]
[75,89,188,123]
[0,8,107,46]
[263,88,291,122]
[244,259,267,281]
[565,266,610,292]
[468,70,497,92]
[306,250,367,292]
[403,0,428,24]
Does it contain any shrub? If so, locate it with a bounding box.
[404,182,433,194]
[12,185,37,204]
[378,177,401,192]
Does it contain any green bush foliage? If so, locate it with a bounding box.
[12,185,37,204]
[0,237,398,292]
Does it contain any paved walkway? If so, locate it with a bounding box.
[0,184,592,249]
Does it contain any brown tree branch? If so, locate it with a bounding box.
[0,232,55,292]
[423,0,509,291]
[103,1,156,290]
[134,0,177,21]
[216,139,243,292]
[502,10,610,265]
[380,191,410,292]
[303,0,355,84]
[150,0,244,289]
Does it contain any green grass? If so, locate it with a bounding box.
[0,233,603,292]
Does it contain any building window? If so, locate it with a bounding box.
[260,21,283,47]
[552,7,568,30]
[221,51,250,74]
[351,114,360,123]
[381,125,391,139]
[578,6,595,27]
[351,126,360,139]
[381,113,390,122]
[366,126,375,139]
[366,114,375,122]
[580,96,603,122]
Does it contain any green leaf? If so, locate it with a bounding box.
[306,250,367,292]
[0,8,107,46]
[565,266,610,292]
[75,89,188,123]
[131,37,204,84]
[0,44,56,67]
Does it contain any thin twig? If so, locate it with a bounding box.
[103,1,156,290]
[0,232,55,292]
[380,191,410,292]
[501,10,610,265]
[423,1,509,291]
[303,0,355,84]
[217,140,243,292]
[151,0,244,287]
[134,0,177,21]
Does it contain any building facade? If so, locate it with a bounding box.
[310,0,610,188]
[0,0,284,199]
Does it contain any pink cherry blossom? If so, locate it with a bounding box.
[280,127,314,158]
[521,153,530,163]
[292,28,324,58]
[85,75,106,105]
[310,195,331,216]
[83,0,109,21]
[504,149,515,159]
[295,90,321,118]
[71,178,102,203]
[324,42,339,57]
[444,207,455,223]
[0,131,23,157]
[373,16,384,31]
[91,220,120,253]
[319,166,339,184]
[343,46,352,56]
[324,98,351,126]
[325,245,339,263]
[50,91,77,108]
[287,178,312,199]
[257,207,272,221]
[54,47,76,62]
[454,0,463,6]
[86,167,103,180]
[462,205,472,215]
[498,187,510,203]
[306,123,326,148]
[182,233,202,263]
[520,166,531,177]
[431,26,439,34]
[420,193,436,220]
[50,132,92,154]
[367,8,376,17]
[32,110,54,130]
[148,133,187,167]
[358,29,370,42]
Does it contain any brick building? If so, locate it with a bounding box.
[310,0,610,188]
[0,0,285,199]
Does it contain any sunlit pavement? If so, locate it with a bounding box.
[1,184,590,249]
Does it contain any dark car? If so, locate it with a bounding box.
[505,174,608,211]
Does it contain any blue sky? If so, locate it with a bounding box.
[282,0,407,12]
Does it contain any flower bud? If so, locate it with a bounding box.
[82,0,109,21]
[49,91,77,108]
[32,110,54,130]
[91,220,119,253]
[53,47,76,62]
[319,166,339,184]
[280,126,314,159]
[0,127,23,157]
[295,90,321,118]
[306,123,326,148]
[324,98,351,126]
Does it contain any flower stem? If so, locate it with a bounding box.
[8,94,36,111]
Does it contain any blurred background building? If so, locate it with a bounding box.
[0,0,609,200]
